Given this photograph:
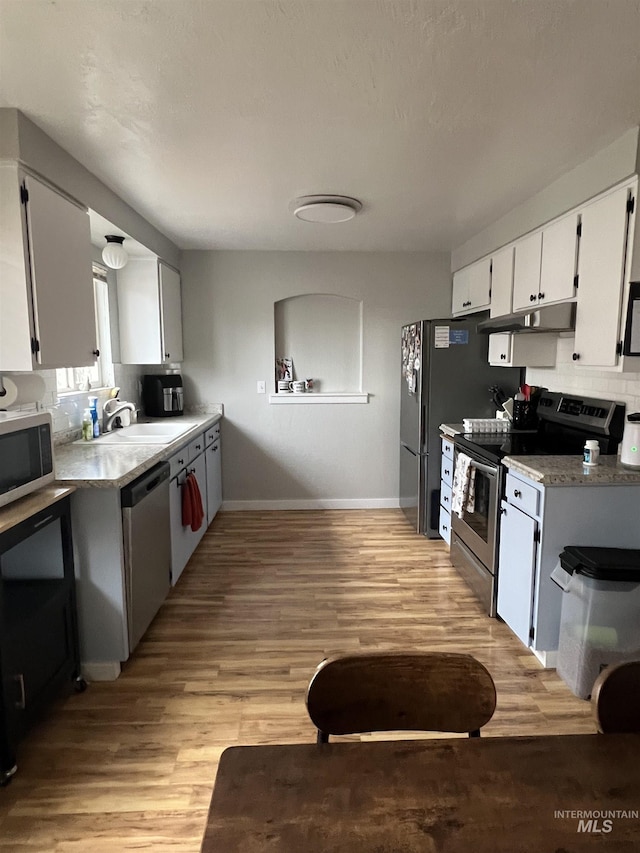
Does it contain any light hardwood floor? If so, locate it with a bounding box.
[0,509,594,851]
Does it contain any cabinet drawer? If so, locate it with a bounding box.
[439,507,451,545]
[169,447,190,479]
[187,434,206,464]
[440,480,452,511]
[441,455,454,487]
[505,473,540,517]
[205,423,221,447]
[441,438,454,461]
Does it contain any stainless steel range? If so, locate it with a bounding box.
[449,391,626,616]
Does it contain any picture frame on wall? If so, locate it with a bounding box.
[276,357,293,381]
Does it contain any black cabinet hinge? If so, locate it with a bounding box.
[30,337,40,355]
[533,528,540,543]
[576,221,582,237]
[628,196,635,214]
[20,183,29,204]
[616,341,623,355]
[574,274,579,290]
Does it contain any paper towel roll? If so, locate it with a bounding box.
[0,374,47,408]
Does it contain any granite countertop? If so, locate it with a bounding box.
[503,454,640,486]
[54,413,222,489]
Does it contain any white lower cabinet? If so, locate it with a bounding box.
[205,439,222,524]
[168,430,211,585]
[439,438,454,546]
[497,467,640,664]
[497,500,537,647]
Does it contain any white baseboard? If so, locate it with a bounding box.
[81,661,121,682]
[222,498,400,511]
[532,649,557,669]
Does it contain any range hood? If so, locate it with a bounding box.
[477,303,576,334]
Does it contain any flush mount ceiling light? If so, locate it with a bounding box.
[102,234,128,269]
[291,195,362,223]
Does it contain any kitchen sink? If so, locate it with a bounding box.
[75,422,193,445]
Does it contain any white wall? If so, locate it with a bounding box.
[452,128,640,271]
[0,108,180,268]
[181,251,451,508]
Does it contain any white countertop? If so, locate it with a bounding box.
[54,414,222,489]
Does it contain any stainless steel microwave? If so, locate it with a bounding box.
[0,411,54,509]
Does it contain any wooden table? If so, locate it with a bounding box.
[201,734,640,852]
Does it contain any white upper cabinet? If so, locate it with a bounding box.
[488,332,557,367]
[117,258,183,364]
[452,257,491,316]
[512,214,578,314]
[158,262,184,363]
[0,165,96,371]
[572,183,635,368]
[512,232,542,312]
[538,212,580,306]
[489,245,514,318]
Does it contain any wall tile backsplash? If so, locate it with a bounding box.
[526,336,640,413]
[1,363,145,438]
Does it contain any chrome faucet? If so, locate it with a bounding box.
[103,400,137,432]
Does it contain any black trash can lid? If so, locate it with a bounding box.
[559,546,640,581]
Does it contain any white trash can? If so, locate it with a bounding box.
[551,546,640,699]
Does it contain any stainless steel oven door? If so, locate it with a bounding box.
[450,449,499,574]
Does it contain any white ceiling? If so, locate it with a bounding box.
[2,0,640,253]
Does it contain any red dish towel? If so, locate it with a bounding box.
[188,472,205,532]
[182,472,205,532]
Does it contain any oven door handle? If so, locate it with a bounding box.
[469,459,498,477]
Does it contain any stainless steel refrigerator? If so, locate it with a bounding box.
[400,318,519,536]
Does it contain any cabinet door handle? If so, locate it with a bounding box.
[500,353,506,360]
[500,507,507,515]
[442,524,448,531]
[195,443,202,451]
[92,349,100,357]
[444,468,450,476]
[513,489,522,498]
[14,674,26,710]
[537,292,545,300]
[443,495,448,502]
[529,294,536,302]
[165,352,170,359]
[572,352,580,361]
[33,514,54,530]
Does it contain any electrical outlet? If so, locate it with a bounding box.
[257,380,266,394]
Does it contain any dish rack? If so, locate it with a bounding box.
[463,418,511,433]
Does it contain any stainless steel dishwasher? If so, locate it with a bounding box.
[121,462,171,654]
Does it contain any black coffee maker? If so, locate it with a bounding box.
[142,374,184,417]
